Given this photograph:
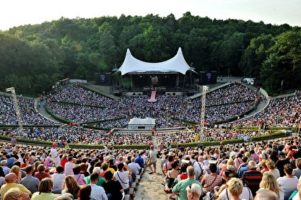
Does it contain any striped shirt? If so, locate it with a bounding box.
[242,169,262,196]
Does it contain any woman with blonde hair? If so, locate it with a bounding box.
[10,166,22,183]
[259,172,284,200]
[62,176,80,199]
[217,178,253,200]
[186,183,202,200]
[265,160,280,179]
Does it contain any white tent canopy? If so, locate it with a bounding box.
[118,47,192,75]
[128,117,156,130]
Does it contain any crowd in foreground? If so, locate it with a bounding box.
[1,136,301,200]
[159,136,301,200]
[0,142,147,200]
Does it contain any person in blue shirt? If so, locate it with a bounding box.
[237,156,249,177]
[135,151,144,169]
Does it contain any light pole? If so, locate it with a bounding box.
[6,87,24,136]
[200,86,208,144]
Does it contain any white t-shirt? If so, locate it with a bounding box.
[52,173,65,191]
[114,171,129,189]
[50,148,60,166]
[149,150,157,162]
[128,162,141,175]
[90,184,108,200]
[64,161,74,176]
[277,176,298,199]
[219,187,253,200]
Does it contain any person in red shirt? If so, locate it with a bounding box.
[177,162,189,180]
[34,164,50,181]
[60,155,68,168]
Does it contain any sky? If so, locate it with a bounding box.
[0,0,300,30]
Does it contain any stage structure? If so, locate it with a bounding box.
[128,117,156,130]
[115,47,196,93]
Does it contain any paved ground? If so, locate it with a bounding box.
[134,162,168,200]
[135,135,168,200]
[36,100,61,123]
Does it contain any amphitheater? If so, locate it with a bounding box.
[0,79,300,200]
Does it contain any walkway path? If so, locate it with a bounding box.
[36,99,61,124]
[134,135,168,200]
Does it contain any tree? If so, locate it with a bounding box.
[240,34,274,78]
[261,31,301,93]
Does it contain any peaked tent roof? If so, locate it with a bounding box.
[118,47,192,75]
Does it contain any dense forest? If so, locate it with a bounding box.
[0,12,300,95]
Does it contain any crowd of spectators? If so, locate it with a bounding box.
[45,83,258,128]
[160,136,301,200]
[0,95,56,126]
[1,135,301,200]
[0,142,148,200]
[47,84,115,107]
[0,127,154,145]
[232,91,301,128]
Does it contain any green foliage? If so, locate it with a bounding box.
[0,129,289,149]
[1,15,300,94]
[260,31,301,94]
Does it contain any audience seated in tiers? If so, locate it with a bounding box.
[232,91,301,128]
[0,95,56,126]
[44,83,258,128]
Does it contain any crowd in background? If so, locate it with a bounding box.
[232,91,301,128]
[0,95,56,126]
[45,83,258,128]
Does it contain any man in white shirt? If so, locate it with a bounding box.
[52,166,65,193]
[50,143,60,167]
[90,172,108,200]
[64,156,74,176]
[148,145,158,174]
[114,163,130,193]
[190,155,202,179]
[277,163,298,200]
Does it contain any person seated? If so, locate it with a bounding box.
[217,178,253,200]
[186,183,202,200]
[31,178,59,200]
[277,163,298,200]
[164,161,180,193]
[254,189,278,200]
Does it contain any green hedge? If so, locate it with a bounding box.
[0,135,52,146]
[251,131,287,141]
[0,130,290,149]
[51,101,105,109]
[0,125,60,129]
